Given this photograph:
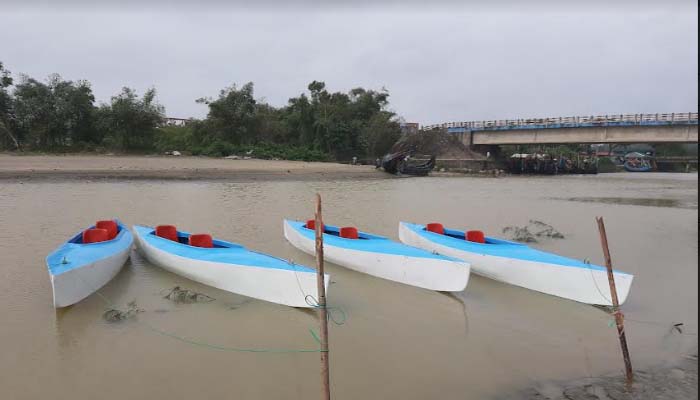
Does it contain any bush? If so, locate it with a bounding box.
[154,125,194,153]
[233,143,332,161]
[597,157,618,173]
[245,143,330,161]
[201,140,236,157]
[191,141,330,161]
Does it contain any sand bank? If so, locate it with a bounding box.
[0,154,386,181]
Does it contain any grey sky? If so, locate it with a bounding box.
[1,2,697,125]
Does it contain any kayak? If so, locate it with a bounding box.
[399,222,633,305]
[46,219,133,308]
[133,225,325,308]
[283,219,469,291]
[623,161,653,172]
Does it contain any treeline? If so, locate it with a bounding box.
[0,62,401,161]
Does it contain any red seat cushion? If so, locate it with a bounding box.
[305,219,325,231]
[83,228,109,244]
[466,230,486,243]
[189,234,213,248]
[426,223,445,235]
[155,225,179,242]
[340,227,359,239]
[96,220,118,240]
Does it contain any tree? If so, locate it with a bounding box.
[291,81,399,159]
[362,111,401,158]
[283,94,314,145]
[98,87,164,150]
[195,82,257,146]
[12,74,97,149]
[0,62,19,150]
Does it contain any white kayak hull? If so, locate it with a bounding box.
[284,220,469,291]
[134,226,324,308]
[399,222,633,306]
[47,220,133,308]
[51,247,130,308]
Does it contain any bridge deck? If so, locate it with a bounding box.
[424,113,698,145]
[425,112,698,132]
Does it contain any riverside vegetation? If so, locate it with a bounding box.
[0,61,401,161]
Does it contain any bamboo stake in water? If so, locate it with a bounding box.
[315,194,331,400]
[596,216,634,387]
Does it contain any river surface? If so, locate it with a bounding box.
[0,173,697,399]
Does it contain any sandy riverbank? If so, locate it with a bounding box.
[517,354,698,400]
[0,154,386,181]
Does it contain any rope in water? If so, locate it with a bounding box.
[581,263,697,336]
[75,257,346,354]
[143,323,326,353]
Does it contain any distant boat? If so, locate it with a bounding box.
[380,150,436,176]
[399,222,633,306]
[623,152,655,172]
[46,220,133,308]
[284,219,469,291]
[623,162,653,172]
[133,225,324,307]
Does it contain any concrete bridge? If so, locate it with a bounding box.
[423,112,698,146]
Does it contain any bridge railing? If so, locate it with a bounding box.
[423,112,699,131]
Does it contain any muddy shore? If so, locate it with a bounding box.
[0,154,386,181]
[516,354,698,400]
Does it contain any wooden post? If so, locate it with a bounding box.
[315,194,331,400]
[596,217,634,387]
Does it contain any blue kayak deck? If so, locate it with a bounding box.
[286,220,459,261]
[46,221,133,276]
[135,225,314,273]
[403,222,629,274]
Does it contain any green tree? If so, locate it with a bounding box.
[362,112,401,157]
[13,74,97,149]
[283,94,314,145]
[184,79,402,160]
[98,87,164,150]
[0,62,19,150]
[194,82,257,146]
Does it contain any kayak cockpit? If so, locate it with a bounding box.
[67,219,125,245]
[425,223,491,244]
[301,219,379,240]
[418,223,524,246]
[148,225,243,249]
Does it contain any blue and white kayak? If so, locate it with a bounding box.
[399,222,633,306]
[46,220,133,308]
[133,225,325,308]
[623,161,653,172]
[284,219,470,291]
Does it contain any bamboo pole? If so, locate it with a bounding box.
[596,217,634,387]
[315,194,331,400]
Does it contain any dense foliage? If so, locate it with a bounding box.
[188,80,400,159]
[0,61,402,160]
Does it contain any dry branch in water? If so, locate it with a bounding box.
[103,300,144,322]
[502,220,564,243]
[162,286,216,304]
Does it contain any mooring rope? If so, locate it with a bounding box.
[72,259,345,354]
[288,259,347,326]
[142,323,325,353]
[580,263,696,336]
[584,259,614,305]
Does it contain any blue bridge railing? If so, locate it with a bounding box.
[423,112,699,132]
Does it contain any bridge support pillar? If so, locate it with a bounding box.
[456,130,474,148]
[471,144,502,160]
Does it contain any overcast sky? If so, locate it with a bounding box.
[1,1,697,125]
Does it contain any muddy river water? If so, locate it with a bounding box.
[0,172,697,399]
